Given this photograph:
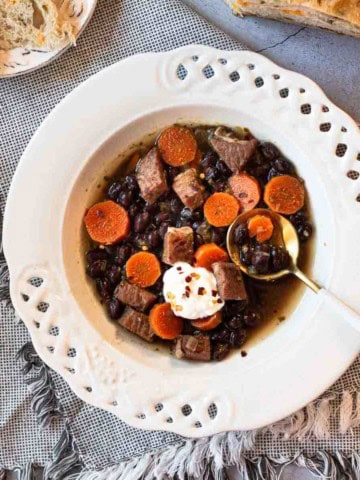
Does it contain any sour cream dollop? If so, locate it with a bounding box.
[163,262,224,320]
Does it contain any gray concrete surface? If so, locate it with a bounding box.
[183,0,360,122]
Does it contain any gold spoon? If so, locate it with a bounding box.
[227,208,360,332]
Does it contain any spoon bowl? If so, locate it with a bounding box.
[227,208,320,292]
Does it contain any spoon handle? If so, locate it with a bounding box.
[317,289,360,334]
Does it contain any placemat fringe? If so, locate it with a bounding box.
[74,448,360,479]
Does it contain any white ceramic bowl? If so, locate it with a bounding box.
[4,46,360,437]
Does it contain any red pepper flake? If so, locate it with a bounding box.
[185,275,192,283]
[198,287,206,296]
[217,298,223,304]
[177,266,182,271]
[212,290,217,297]
[241,351,247,357]
[185,286,191,292]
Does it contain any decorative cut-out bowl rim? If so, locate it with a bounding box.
[4,45,360,437]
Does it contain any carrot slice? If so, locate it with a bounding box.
[84,200,130,245]
[248,215,274,242]
[191,312,222,331]
[204,192,239,227]
[149,303,184,340]
[158,126,197,166]
[264,175,305,215]
[189,149,202,169]
[194,243,229,271]
[126,252,161,288]
[229,173,261,212]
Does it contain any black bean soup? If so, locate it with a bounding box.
[84,125,313,362]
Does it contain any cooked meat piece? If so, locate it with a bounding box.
[136,147,168,204]
[173,168,206,210]
[115,281,157,312]
[118,307,154,342]
[174,335,211,361]
[210,127,258,173]
[212,262,248,301]
[163,226,194,265]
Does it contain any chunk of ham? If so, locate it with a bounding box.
[212,262,248,301]
[118,307,154,342]
[162,226,194,265]
[210,127,258,173]
[136,147,168,204]
[174,335,211,361]
[115,281,157,312]
[172,168,206,210]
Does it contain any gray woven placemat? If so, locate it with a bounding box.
[1,0,360,478]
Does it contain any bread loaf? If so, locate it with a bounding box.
[0,0,76,50]
[225,0,360,37]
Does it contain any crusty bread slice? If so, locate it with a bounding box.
[225,0,360,37]
[0,0,76,50]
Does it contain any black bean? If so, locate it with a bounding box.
[243,309,261,328]
[170,197,183,213]
[155,212,171,225]
[96,277,113,299]
[129,204,140,218]
[251,250,270,274]
[88,259,108,278]
[107,181,122,201]
[134,212,151,233]
[211,227,226,246]
[167,166,181,182]
[107,298,124,319]
[114,244,133,265]
[212,181,227,192]
[194,233,204,248]
[159,222,170,239]
[240,244,254,266]
[148,230,161,248]
[201,151,217,169]
[132,234,147,249]
[211,327,230,343]
[107,265,122,285]
[255,243,271,254]
[176,219,192,228]
[234,224,248,244]
[117,190,132,209]
[271,246,290,271]
[274,158,294,174]
[267,167,281,182]
[212,342,230,361]
[180,207,193,220]
[227,315,244,330]
[224,300,247,317]
[125,174,138,191]
[216,160,231,176]
[289,209,308,225]
[260,142,281,161]
[229,330,247,348]
[86,248,108,264]
[297,221,313,242]
[144,203,158,215]
[192,221,202,231]
[205,167,220,183]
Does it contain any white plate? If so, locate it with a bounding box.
[4,46,360,437]
[0,0,97,78]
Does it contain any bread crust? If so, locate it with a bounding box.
[227,0,360,37]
